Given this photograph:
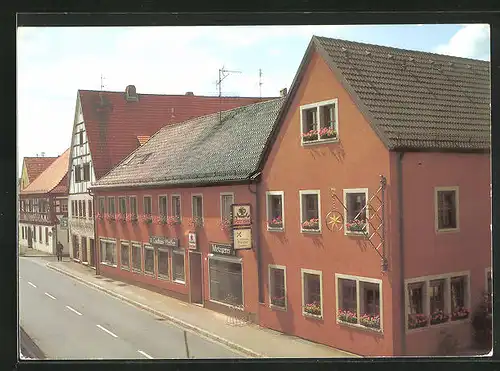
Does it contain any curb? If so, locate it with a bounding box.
[46,263,264,358]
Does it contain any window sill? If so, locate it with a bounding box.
[267,226,284,232]
[101,262,118,268]
[73,258,81,263]
[131,268,142,274]
[301,229,321,234]
[338,320,382,334]
[406,317,471,333]
[210,299,244,310]
[144,271,155,277]
[436,228,459,234]
[82,261,89,266]
[270,304,287,312]
[345,230,368,237]
[120,265,130,271]
[301,138,339,147]
[303,312,323,320]
[158,274,170,281]
[173,279,186,285]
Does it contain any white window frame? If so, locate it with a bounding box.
[129,196,138,216]
[131,241,142,273]
[268,264,287,311]
[118,196,127,215]
[120,241,130,271]
[143,195,153,215]
[343,188,370,236]
[143,244,155,276]
[301,268,323,319]
[299,190,321,233]
[158,194,168,216]
[157,247,170,281]
[266,191,285,231]
[191,194,204,225]
[434,186,460,233]
[299,98,339,146]
[335,273,383,332]
[100,238,117,267]
[107,196,116,215]
[220,192,235,221]
[404,270,471,333]
[171,194,181,219]
[172,249,186,284]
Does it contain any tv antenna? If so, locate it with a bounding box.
[259,69,263,98]
[100,74,107,90]
[216,66,241,98]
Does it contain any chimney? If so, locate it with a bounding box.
[185,91,194,96]
[41,152,45,157]
[280,88,287,97]
[125,85,139,102]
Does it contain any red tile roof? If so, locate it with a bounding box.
[79,90,275,180]
[24,157,58,184]
[20,149,70,195]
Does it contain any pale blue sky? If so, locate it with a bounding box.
[16,24,490,177]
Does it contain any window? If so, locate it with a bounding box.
[299,190,320,232]
[120,242,130,270]
[435,187,459,231]
[39,227,42,241]
[82,200,86,218]
[192,195,203,222]
[129,197,137,216]
[131,243,142,272]
[61,199,68,213]
[74,165,82,182]
[172,250,185,283]
[450,276,467,321]
[266,191,284,230]
[220,193,234,221]
[143,196,152,215]
[108,197,116,215]
[269,265,287,310]
[83,163,90,181]
[159,196,168,216]
[79,131,84,145]
[407,283,426,329]
[119,197,127,215]
[209,258,243,306]
[300,99,338,144]
[33,226,36,241]
[87,200,92,218]
[157,248,170,279]
[429,279,445,314]
[100,239,117,266]
[21,227,24,240]
[71,200,76,217]
[98,197,105,214]
[78,200,82,217]
[144,245,155,275]
[344,189,368,234]
[302,269,323,318]
[45,227,49,245]
[172,195,181,218]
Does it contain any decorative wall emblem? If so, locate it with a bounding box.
[231,204,251,226]
[188,232,197,250]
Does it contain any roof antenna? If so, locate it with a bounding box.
[259,68,263,99]
[100,73,107,91]
[216,65,241,123]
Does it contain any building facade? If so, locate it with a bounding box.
[19,149,71,255]
[67,86,274,268]
[255,37,491,356]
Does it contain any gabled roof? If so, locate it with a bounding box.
[93,98,285,189]
[23,157,58,184]
[79,89,275,180]
[20,149,70,195]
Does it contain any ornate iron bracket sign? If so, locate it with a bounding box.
[326,175,388,272]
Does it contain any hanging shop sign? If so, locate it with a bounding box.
[210,242,233,256]
[188,232,197,250]
[233,228,252,250]
[149,235,179,248]
[231,204,252,227]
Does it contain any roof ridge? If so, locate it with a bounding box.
[78,89,279,99]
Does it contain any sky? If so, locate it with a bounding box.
[16,24,490,177]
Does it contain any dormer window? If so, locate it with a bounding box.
[125,85,139,102]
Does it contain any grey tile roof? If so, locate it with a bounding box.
[313,36,491,151]
[94,98,285,188]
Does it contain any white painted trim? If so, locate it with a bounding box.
[299,98,339,146]
[268,264,287,311]
[171,194,182,219]
[266,191,285,232]
[143,195,153,215]
[434,186,460,233]
[158,194,168,216]
[299,190,321,233]
[343,188,370,236]
[191,193,204,225]
[220,192,235,221]
[301,268,323,318]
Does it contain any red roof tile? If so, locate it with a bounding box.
[24,157,58,184]
[20,149,70,195]
[80,90,275,180]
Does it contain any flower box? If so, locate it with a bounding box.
[116,213,126,223]
[125,213,138,223]
[451,307,470,321]
[268,216,283,229]
[104,213,115,222]
[167,216,181,226]
[95,213,104,221]
[408,313,428,329]
[153,214,168,225]
[302,218,320,231]
[360,313,380,329]
[139,214,153,225]
[271,296,286,308]
[304,302,322,316]
[188,217,203,229]
[346,219,367,233]
[319,127,337,140]
[218,217,232,231]
[430,310,450,325]
[302,130,319,142]
[338,310,358,324]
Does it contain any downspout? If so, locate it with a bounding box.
[397,151,406,356]
[248,173,264,304]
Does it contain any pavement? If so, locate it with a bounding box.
[27,256,360,359]
[20,326,45,360]
[19,257,243,360]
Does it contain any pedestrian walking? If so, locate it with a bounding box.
[56,242,63,261]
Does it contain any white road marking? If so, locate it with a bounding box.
[138,350,153,359]
[96,324,118,338]
[28,282,37,288]
[66,305,82,316]
[44,292,56,300]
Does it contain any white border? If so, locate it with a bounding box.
[299,190,321,233]
[343,188,370,236]
[99,237,118,267]
[220,192,235,221]
[299,98,339,146]
[266,191,285,232]
[434,186,460,233]
[301,268,323,319]
[268,264,287,311]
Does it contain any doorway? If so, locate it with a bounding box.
[189,251,203,305]
[89,238,95,268]
[27,228,32,248]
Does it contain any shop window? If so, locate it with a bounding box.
[157,248,170,279]
[100,240,117,266]
[302,270,322,317]
[98,197,105,214]
[299,191,320,232]
[120,242,130,270]
[407,282,427,329]
[131,243,142,272]
[172,195,181,219]
[344,189,368,234]
[435,187,459,231]
[269,265,286,310]
[159,196,168,216]
[143,196,152,215]
[300,99,338,145]
[209,258,243,306]
[172,250,185,283]
[266,191,284,230]
[144,245,155,276]
[119,197,127,215]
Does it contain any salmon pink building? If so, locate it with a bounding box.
[255,37,491,356]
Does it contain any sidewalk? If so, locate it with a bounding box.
[46,260,360,359]
[19,245,53,258]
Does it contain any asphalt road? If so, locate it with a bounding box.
[19,257,244,360]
